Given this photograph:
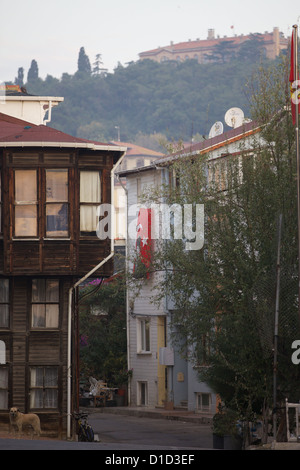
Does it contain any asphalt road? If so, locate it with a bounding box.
[90,412,213,449]
[0,411,214,451]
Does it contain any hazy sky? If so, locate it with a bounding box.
[1,0,299,82]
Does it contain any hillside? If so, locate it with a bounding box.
[13,55,280,146]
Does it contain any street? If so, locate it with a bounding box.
[0,411,213,451]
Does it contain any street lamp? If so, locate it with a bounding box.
[115,126,120,142]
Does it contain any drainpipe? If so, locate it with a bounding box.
[67,151,126,440]
[115,173,130,405]
[43,100,52,125]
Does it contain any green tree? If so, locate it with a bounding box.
[135,57,300,443]
[15,67,24,86]
[237,34,266,62]
[27,59,39,82]
[79,275,127,385]
[205,40,236,63]
[77,47,91,75]
[92,53,107,76]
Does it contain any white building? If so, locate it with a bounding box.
[118,118,261,412]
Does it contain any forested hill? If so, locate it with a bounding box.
[12,56,280,147]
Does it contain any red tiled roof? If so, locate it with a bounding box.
[154,120,260,166]
[140,31,287,56]
[111,141,164,157]
[0,112,124,151]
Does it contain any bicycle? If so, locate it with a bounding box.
[73,411,95,442]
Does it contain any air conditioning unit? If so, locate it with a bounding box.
[159,347,174,366]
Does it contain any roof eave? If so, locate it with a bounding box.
[0,141,127,152]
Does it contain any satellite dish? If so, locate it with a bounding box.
[224,107,244,128]
[209,121,224,138]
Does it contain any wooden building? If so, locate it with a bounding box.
[0,112,126,437]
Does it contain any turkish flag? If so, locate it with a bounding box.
[289,29,300,125]
[134,208,152,279]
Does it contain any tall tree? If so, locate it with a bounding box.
[133,56,300,442]
[15,67,24,86]
[77,47,91,75]
[92,53,107,76]
[27,60,39,82]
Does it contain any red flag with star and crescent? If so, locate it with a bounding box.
[133,208,152,279]
[289,29,300,125]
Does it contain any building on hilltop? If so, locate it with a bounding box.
[139,27,288,64]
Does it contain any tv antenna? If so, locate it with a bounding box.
[224,107,244,128]
[208,121,224,138]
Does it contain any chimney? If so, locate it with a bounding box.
[207,29,215,40]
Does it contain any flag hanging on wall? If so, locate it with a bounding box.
[133,208,152,279]
[289,28,300,125]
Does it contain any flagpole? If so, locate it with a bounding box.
[294,24,300,328]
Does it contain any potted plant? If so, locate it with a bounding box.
[212,406,242,450]
[113,369,133,405]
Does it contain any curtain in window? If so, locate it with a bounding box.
[15,170,36,202]
[0,280,9,328]
[0,305,9,328]
[0,369,8,409]
[30,367,58,409]
[80,206,98,232]
[80,172,101,232]
[46,170,68,237]
[80,171,101,203]
[46,170,68,202]
[32,280,59,328]
[15,170,37,237]
[0,341,5,364]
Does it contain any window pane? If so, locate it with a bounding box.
[30,389,43,408]
[32,279,46,302]
[0,341,5,364]
[0,279,9,302]
[32,305,46,327]
[80,171,101,203]
[15,170,36,202]
[30,367,44,387]
[46,280,59,302]
[46,170,68,202]
[45,305,59,328]
[80,205,98,232]
[15,205,37,236]
[0,390,8,409]
[0,305,9,328]
[45,389,58,408]
[44,368,58,387]
[0,368,8,388]
[46,203,68,236]
[141,320,150,351]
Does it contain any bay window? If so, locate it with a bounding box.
[13,168,69,238]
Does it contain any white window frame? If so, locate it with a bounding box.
[137,317,151,353]
[137,381,148,406]
[196,392,211,412]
